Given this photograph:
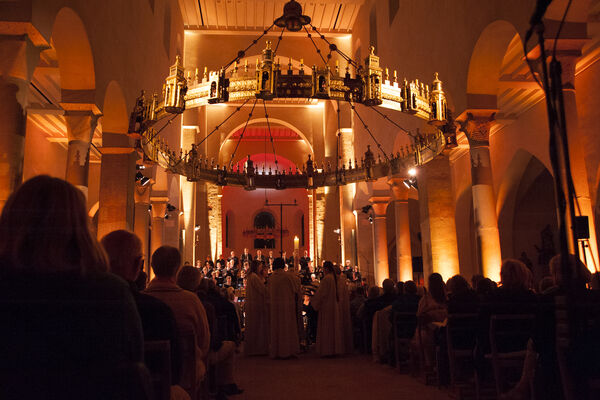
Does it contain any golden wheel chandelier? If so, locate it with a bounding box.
[128,0,458,190]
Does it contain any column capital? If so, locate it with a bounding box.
[458,111,496,147]
[387,177,409,201]
[150,197,169,219]
[64,110,101,142]
[369,196,390,216]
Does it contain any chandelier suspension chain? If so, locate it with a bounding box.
[310,24,359,69]
[272,27,286,57]
[196,98,251,148]
[145,113,179,143]
[350,102,390,162]
[262,100,279,171]
[229,99,259,168]
[222,23,275,71]
[304,26,330,69]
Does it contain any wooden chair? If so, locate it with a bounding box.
[144,340,171,400]
[178,331,199,400]
[488,314,535,398]
[392,311,418,371]
[445,313,478,398]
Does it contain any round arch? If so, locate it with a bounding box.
[219,117,315,156]
[51,7,95,91]
[466,20,519,102]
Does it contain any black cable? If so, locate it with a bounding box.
[197,98,251,147]
[229,99,258,167]
[552,0,573,58]
[310,24,360,69]
[272,27,285,57]
[145,113,179,142]
[367,105,415,138]
[222,23,275,71]
[350,102,390,162]
[304,26,329,68]
[262,99,279,171]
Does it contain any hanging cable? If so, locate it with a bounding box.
[262,100,279,171]
[350,102,390,162]
[229,99,258,168]
[196,98,251,148]
[222,23,275,71]
[145,113,180,143]
[310,24,360,69]
[272,27,286,57]
[304,26,329,68]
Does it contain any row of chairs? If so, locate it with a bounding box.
[392,312,535,399]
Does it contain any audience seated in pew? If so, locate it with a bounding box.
[101,230,186,398]
[144,246,211,393]
[0,176,148,399]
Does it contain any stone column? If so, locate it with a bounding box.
[181,126,197,264]
[0,35,41,210]
[370,196,390,286]
[64,110,100,198]
[389,178,413,281]
[338,102,356,265]
[553,50,599,270]
[97,132,137,239]
[134,184,151,275]
[150,197,168,264]
[460,112,502,281]
[419,152,460,281]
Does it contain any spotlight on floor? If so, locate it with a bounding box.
[135,171,150,186]
[333,228,341,234]
[194,225,201,232]
[408,168,417,177]
[135,164,146,170]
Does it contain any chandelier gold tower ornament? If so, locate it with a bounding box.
[128,0,457,190]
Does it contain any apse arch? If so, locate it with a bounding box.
[497,149,557,274]
[219,118,315,156]
[51,7,96,92]
[466,20,519,105]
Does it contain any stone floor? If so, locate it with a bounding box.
[234,351,452,400]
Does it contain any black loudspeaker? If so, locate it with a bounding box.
[574,216,590,240]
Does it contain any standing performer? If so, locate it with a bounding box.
[244,260,269,356]
[268,258,300,359]
[311,261,345,357]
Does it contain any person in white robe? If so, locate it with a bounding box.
[311,261,345,356]
[268,257,300,358]
[244,260,269,356]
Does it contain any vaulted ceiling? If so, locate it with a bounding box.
[177,0,364,33]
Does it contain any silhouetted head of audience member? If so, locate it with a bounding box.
[0,175,108,275]
[404,280,418,296]
[471,274,484,292]
[355,286,365,297]
[396,281,405,295]
[367,286,380,299]
[382,278,396,295]
[447,275,471,296]
[549,254,591,289]
[538,276,554,294]
[177,265,201,291]
[101,230,143,282]
[151,246,181,280]
[476,277,496,297]
[272,257,286,270]
[135,270,148,291]
[427,273,446,304]
[500,259,530,291]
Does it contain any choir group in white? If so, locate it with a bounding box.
[244,259,353,358]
